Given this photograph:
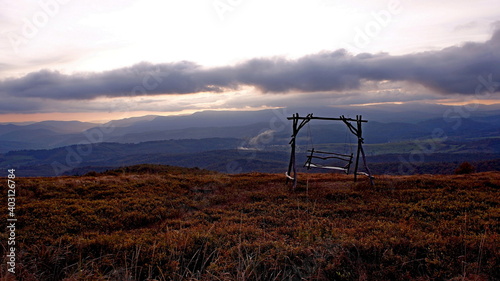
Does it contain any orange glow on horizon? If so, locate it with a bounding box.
[353,101,405,107]
[352,99,500,107]
[0,100,498,124]
[433,99,500,106]
[0,106,282,123]
[0,111,194,124]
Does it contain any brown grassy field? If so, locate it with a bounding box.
[1,165,499,280]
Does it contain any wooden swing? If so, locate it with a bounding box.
[285,113,374,190]
[303,118,354,174]
[304,148,353,174]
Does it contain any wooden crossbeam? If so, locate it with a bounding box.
[287,116,368,122]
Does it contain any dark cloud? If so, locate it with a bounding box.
[1,30,500,100]
[0,61,216,100]
[0,97,43,114]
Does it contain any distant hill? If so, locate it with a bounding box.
[1,104,499,176]
[2,104,500,153]
[0,121,98,152]
[1,135,499,177]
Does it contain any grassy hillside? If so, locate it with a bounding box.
[1,165,499,280]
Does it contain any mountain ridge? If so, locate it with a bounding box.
[2,105,500,153]
[1,104,499,176]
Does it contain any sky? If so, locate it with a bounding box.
[0,0,500,123]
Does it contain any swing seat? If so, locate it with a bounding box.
[304,148,353,174]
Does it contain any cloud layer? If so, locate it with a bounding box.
[1,30,499,102]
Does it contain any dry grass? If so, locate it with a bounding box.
[0,165,499,280]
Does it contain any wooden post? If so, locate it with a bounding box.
[286,113,298,187]
[353,115,362,182]
[286,113,313,190]
[291,114,298,189]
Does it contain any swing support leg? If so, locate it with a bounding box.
[286,113,313,190]
[353,116,362,182]
[352,115,374,187]
[360,144,375,187]
[286,115,295,183]
[286,114,298,189]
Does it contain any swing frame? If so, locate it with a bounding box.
[286,113,374,189]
